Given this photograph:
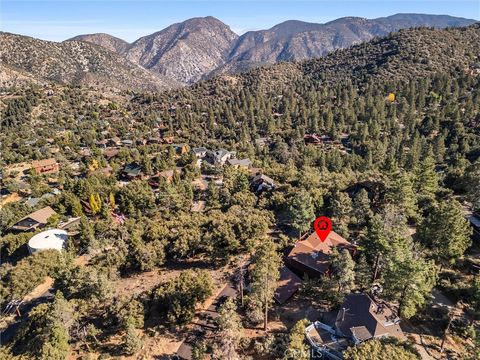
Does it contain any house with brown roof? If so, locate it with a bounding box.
[286,231,356,277]
[31,158,59,175]
[250,174,275,193]
[11,206,57,232]
[227,158,252,169]
[304,133,323,145]
[335,293,404,344]
[103,147,120,160]
[274,266,303,304]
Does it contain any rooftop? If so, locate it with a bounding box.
[287,231,355,274]
[32,158,57,168]
[18,206,57,225]
[28,228,67,252]
[335,293,404,342]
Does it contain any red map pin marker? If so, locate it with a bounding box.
[313,216,332,242]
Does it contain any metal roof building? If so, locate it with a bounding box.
[27,229,67,254]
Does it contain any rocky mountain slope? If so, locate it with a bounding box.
[0,32,176,91]
[2,14,477,89]
[174,24,480,102]
[220,13,477,74]
[72,14,476,85]
[124,16,238,84]
[68,33,129,53]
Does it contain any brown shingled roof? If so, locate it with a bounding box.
[287,231,355,275]
[11,206,57,231]
[32,158,57,167]
[21,206,57,224]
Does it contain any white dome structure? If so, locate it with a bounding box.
[28,229,67,254]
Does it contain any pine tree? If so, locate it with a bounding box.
[214,298,242,360]
[285,319,310,360]
[248,239,281,331]
[362,215,389,281]
[206,181,221,210]
[414,155,439,206]
[417,199,472,267]
[289,190,315,238]
[329,189,353,229]
[344,338,420,360]
[386,171,418,222]
[331,248,355,294]
[383,252,437,319]
[355,254,373,290]
[78,216,97,251]
[352,188,372,226]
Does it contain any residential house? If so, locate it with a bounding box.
[31,158,59,175]
[250,174,275,193]
[103,147,120,160]
[108,137,122,147]
[304,133,323,145]
[286,231,356,278]
[227,158,252,169]
[192,147,209,159]
[344,180,385,209]
[11,206,57,232]
[255,137,269,149]
[305,322,347,360]
[206,149,235,166]
[191,200,206,213]
[158,169,175,182]
[58,217,81,233]
[192,147,209,166]
[122,163,143,180]
[79,148,92,157]
[306,294,404,359]
[96,139,109,148]
[25,189,60,208]
[121,139,133,147]
[17,180,32,196]
[147,137,163,145]
[47,146,60,155]
[172,143,190,155]
[335,293,404,344]
[90,167,113,177]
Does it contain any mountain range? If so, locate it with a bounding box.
[0,13,477,90]
[165,23,480,107]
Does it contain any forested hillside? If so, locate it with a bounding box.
[0,24,479,360]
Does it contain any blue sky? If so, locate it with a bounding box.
[1,0,479,42]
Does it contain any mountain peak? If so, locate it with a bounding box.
[124,16,238,84]
[67,33,129,53]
